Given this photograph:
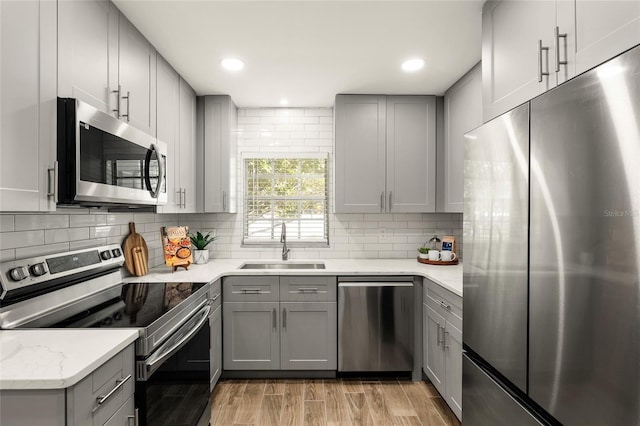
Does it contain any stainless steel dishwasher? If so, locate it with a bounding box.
[338,277,414,372]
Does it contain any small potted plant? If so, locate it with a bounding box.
[417,246,430,259]
[188,231,217,265]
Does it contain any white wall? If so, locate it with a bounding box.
[0,107,462,267]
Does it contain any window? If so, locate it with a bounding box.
[243,155,329,245]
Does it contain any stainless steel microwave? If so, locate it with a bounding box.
[57,98,167,207]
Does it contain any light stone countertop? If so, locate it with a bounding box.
[0,329,139,390]
[1,259,461,391]
[124,258,463,297]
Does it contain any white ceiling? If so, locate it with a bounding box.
[113,0,483,107]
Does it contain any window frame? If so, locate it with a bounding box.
[241,153,330,247]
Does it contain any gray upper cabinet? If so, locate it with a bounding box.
[482,0,556,121]
[117,14,156,136]
[335,94,436,213]
[58,1,157,135]
[57,0,118,115]
[483,0,640,121]
[0,0,57,212]
[156,55,180,213]
[386,96,437,212]
[334,95,386,213]
[201,95,238,213]
[178,78,198,212]
[442,63,482,213]
[156,58,198,213]
[572,1,640,76]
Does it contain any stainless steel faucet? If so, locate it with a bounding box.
[280,222,290,260]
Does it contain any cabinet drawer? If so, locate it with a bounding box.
[103,395,135,426]
[223,276,279,302]
[425,279,462,330]
[279,276,337,302]
[210,279,222,309]
[67,344,134,426]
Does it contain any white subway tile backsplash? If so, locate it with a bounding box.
[69,214,107,228]
[304,108,332,117]
[15,214,69,231]
[0,215,15,232]
[0,230,45,250]
[0,249,15,262]
[69,238,107,251]
[2,106,461,263]
[45,227,90,244]
[90,225,121,239]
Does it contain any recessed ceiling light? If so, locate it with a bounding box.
[280,99,289,106]
[401,58,425,72]
[221,58,244,71]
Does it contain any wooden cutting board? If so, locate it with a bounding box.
[122,222,149,276]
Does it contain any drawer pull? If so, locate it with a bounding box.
[94,374,132,410]
[297,287,319,294]
[234,288,268,294]
[439,300,451,310]
[211,293,220,302]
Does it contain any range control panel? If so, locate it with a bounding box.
[0,244,125,300]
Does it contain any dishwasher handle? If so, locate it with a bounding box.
[338,282,414,287]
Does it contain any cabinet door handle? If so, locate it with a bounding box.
[176,189,182,208]
[47,161,58,202]
[272,308,277,330]
[121,90,130,122]
[554,26,568,72]
[388,191,393,211]
[112,85,121,118]
[128,408,139,426]
[444,330,450,350]
[222,190,227,212]
[380,191,385,211]
[182,188,187,208]
[538,40,550,82]
[282,307,287,331]
[436,322,442,346]
[94,374,132,410]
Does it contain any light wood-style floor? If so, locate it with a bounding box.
[209,378,461,426]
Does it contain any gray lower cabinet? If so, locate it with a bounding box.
[424,303,446,391]
[0,344,135,426]
[209,280,222,390]
[423,279,462,421]
[223,301,280,370]
[223,276,337,371]
[280,302,337,370]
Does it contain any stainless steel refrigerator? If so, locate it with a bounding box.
[463,44,640,425]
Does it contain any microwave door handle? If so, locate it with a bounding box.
[144,144,163,199]
[157,152,166,200]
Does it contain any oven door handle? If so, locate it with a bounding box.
[142,303,211,380]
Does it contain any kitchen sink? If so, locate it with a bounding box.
[239,262,326,270]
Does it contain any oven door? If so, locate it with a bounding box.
[58,98,167,207]
[136,302,211,426]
